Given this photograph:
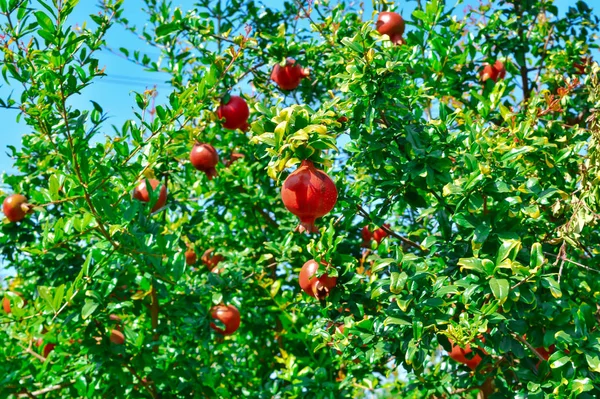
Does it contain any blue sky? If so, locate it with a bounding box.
[0,0,591,178]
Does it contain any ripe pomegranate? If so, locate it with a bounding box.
[3,293,25,313]
[185,249,197,266]
[217,95,249,130]
[43,343,56,358]
[202,248,224,270]
[281,160,338,233]
[480,60,506,83]
[376,11,405,45]
[448,339,485,370]
[372,224,391,244]
[110,329,125,345]
[133,178,167,213]
[535,344,555,361]
[190,143,219,179]
[210,304,241,335]
[3,194,29,222]
[2,297,10,313]
[223,152,244,167]
[271,58,310,91]
[361,225,372,247]
[299,260,338,300]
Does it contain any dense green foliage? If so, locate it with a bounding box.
[1,0,600,397]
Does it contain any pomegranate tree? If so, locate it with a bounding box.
[210,304,241,335]
[190,143,219,179]
[271,58,309,91]
[376,11,405,45]
[217,95,250,130]
[133,178,167,213]
[281,160,338,233]
[299,260,337,300]
[2,194,29,222]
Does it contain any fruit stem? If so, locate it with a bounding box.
[296,220,318,234]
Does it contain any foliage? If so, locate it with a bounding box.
[1,0,600,397]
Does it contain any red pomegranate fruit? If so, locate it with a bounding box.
[448,339,485,370]
[271,58,310,91]
[210,304,241,335]
[535,344,556,361]
[3,194,29,222]
[217,95,250,130]
[2,297,11,313]
[133,178,167,213]
[202,248,224,270]
[372,224,391,244]
[299,260,338,300]
[281,160,338,233]
[480,60,506,83]
[224,152,245,167]
[361,226,372,247]
[43,343,56,358]
[185,249,197,266]
[190,143,219,179]
[110,329,125,345]
[376,12,405,45]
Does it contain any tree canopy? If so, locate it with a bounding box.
[1,0,600,397]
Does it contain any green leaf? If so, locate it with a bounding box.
[81,300,98,319]
[155,22,179,38]
[529,243,544,269]
[489,278,509,302]
[496,239,521,264]
[384,317,411,326]
[34,11,55,33]
[38,286,56,312]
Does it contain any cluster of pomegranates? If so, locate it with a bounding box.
[447,333,556,371]
[361,224,390,247]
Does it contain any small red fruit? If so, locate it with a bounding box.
[271,58,310,91]
[190,143,219,179]
[376,12,405,45]
[3,194,29,222]
[110,329,125,345]
[361,226,372,247]
[217,95,250,130]
[281,160,338,233]
[535,344,555,361]
[185,249,197,266]
[299,260,338,300]
[224,152,245,167]
[2,297,11,313]
[448,339,485,370]
[480,60,506,83]
[210,304,241,335]
[372,224,391,244]
[202,248,224,270]
[43,343,56,358]
[133,179,167,213]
